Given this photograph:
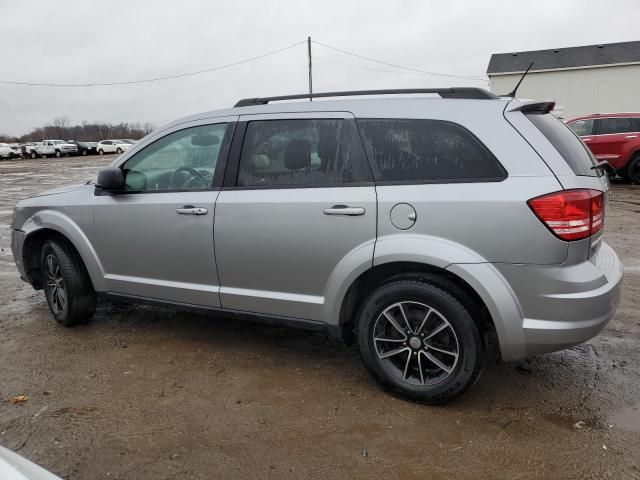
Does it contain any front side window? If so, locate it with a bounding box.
[568,119,594,136]
[122,123,230,191]
[596,117,632,135]
[357,119,506,182]
[237,119,372,187]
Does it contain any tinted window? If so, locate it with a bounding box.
[122,123,230,191]
[596,117,632,135]
[568,119,594,136]
[237,119,371,187]
[527,113,598,176]
[357,119,505,182]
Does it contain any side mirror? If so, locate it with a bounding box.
[95,167,125,192]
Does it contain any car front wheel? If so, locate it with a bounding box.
[357,280,484,404]
[628,154,640,184]
[41,239,96,326]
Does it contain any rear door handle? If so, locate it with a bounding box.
[323,205,365,216]
[176,205,208,215]
[625,135,638,139]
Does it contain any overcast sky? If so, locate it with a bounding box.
[1,0,639,136]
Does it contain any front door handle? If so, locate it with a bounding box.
[323,205,366,216]
[625,135,638,139]
[176,205,208,215]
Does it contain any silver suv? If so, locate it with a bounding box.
[10,88,623,403]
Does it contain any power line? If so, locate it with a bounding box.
[315,56,426,75]
[312,40,486,81]
[0,41,306,87]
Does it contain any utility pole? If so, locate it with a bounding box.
[307,36,313,101]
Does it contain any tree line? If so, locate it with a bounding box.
[0,117,155,143]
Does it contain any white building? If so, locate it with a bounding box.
[487,41,640,119]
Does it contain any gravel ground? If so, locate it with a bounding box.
[1,156,639,480]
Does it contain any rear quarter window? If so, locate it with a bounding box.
[357,118,506,183]
[527,113,599,177]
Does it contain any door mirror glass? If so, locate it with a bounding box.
[96,167,125,191]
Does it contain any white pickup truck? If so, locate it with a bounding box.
[35,140,78,158]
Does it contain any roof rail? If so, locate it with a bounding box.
[234,88,497,107]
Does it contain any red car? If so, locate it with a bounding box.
[566,113,640,184]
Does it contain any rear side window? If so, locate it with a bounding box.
[237,119,372,187]
[527,113,598,176]
[356,119,506,183]
[596,117,633,135]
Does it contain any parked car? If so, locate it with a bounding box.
[10,88,622,404]
[96,140,131,155]
[566,113,640,183]
[68,140,97,156]
[23,142,43,159]
[0,143,19,159]
[0,444,62,480]
[34,140,78,158]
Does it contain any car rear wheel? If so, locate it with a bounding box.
[628,154,640,185]
[55,150,61,158]
[81,149,87,156]
[41,239,96,326]
[30,151,37,159]
[116,148,122,154]
[356,280,484,404]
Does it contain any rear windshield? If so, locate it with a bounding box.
[527,113,599,176]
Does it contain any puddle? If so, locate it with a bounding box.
[543,413,605,430]
[609,405,640,433]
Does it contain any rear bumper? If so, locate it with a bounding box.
[494,241,623,358]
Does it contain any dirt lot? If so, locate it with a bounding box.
[0,155,639,479]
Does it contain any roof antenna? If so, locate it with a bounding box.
[505,61,533,98]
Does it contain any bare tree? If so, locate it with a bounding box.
[16,119,153,143]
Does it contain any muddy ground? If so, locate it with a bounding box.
[0,155,639,480]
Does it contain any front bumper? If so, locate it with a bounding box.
[495,241,623,357]
[10,229,28,282]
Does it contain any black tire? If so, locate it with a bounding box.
[81,149,88,156]
[627,154,640,185]
[40,239,96,326]
[98,149,104,155]
[116,148,122,154]
[30,151,37,159]
[55,150,61,158]
[356,280,484,404]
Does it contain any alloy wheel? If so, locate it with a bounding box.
[373,301,459,386]
[45,253,66,315]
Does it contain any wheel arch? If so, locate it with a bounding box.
[21,211,106,291]
[335,261,498,345]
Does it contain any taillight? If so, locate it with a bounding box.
[527,189,604,241]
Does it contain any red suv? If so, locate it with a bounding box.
[566,113,640,183]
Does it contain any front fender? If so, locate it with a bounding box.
[21,209,106,291]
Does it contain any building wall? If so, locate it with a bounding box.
[489,64,640,119]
